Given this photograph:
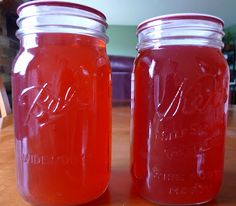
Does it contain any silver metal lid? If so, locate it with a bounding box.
[16,0,109,42]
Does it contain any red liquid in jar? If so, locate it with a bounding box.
[131,46,228,204]
[12,33,111,206]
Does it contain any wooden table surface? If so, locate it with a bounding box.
[0,106,236,206]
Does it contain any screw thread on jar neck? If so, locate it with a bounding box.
[136,13,224,51]
[16,0,109,43]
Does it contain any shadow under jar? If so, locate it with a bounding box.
[12,1,111,206]
[131,14,229,205]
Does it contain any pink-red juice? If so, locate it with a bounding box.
[131,46,228,204]
[12,33,111,206]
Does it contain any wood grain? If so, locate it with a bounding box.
[0,106,235,206]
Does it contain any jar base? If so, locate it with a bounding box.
[19,183,109,206]
[138,193,215,206]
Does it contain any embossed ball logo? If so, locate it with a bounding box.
[18,68,91,126]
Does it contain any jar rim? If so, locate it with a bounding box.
[16,0,108,42]
[17,0,107,21]
[136,13,225,50]
[137,13,224,33]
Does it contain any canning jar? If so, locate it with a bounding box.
[131,14,229,205]
[12,1,111,205]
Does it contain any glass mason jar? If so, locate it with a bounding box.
[131,14,229,205]
[12,1,111,206]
